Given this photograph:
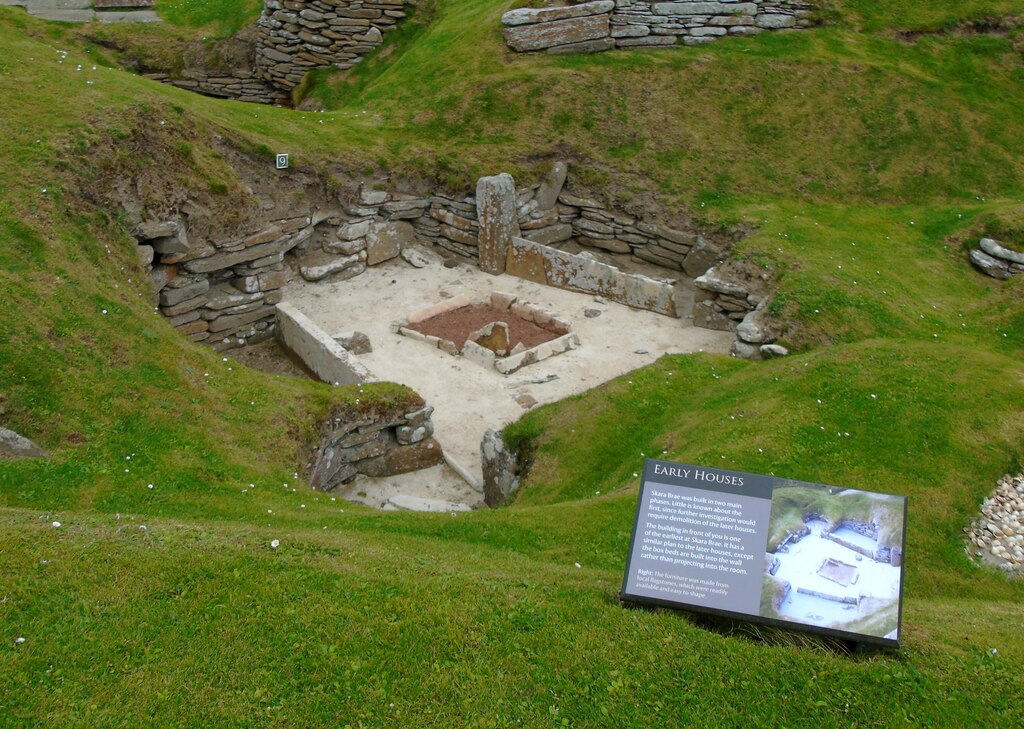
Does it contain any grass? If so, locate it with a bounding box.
[155,0,263,37]
[1,0,1023,725]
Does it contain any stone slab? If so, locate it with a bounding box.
[506,237,678,318]
[653,2,757,16]
[366,220,414,266]
[407,294,471,325]
[503,13,611,53]
[980,237,1024,265]
[276,302,376,386]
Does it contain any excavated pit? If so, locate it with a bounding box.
[281,254,735,500]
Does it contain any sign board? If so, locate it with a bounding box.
[276,153,289,170]
[622,460,907,647]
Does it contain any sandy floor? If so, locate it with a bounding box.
[282,252,733,500]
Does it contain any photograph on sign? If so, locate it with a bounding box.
[621,460,907,647]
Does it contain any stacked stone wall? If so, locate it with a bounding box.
[502,0,815,54]
[254,0,413,93]
[307,400,444,492]
[145,69,290,106]
[130,162,756,353]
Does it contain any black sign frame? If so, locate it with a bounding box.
[621,459,908,649]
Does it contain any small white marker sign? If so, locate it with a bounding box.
[276,153,289,169]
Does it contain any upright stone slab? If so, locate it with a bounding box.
[535,161,569,211]
[476,173,519,276]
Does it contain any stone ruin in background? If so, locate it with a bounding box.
[142,0,816,105]
[501,0,815,55]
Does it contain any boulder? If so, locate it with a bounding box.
[298,251,365,282]
[760,344,790,359]
[731,339,763,360]
[401,247,435,268]
[338,220,371,241]
[333,331,372,354]
[755,13,797,29]
[694,267,749,297]
[535,160,569,211]
[736,301,774,344]
[0,427,48,460]
[133,220,178,241]
[136,244,154,268]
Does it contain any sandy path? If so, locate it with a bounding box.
[282,254,733,493]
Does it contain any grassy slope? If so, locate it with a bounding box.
[1,1,1024,725]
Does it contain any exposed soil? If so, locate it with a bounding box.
[230,339,311,379]
[406,304,560,352]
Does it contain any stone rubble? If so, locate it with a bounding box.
[968,237,1024,280]
[967,472,1024,574]
[2,0,160,24]
[693,262,783,359]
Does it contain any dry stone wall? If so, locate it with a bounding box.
[255,0,412,93]
[147,69,290,106]
[306,399,444,492]
[130,160,757,353]
[147,1,414,105]
[693,262,786,359]
[502,0,815,54]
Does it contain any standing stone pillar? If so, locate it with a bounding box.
[476,173,520,275]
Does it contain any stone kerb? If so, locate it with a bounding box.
[276,301,376,385]
[506,236,679,317]
[500,0,815,55]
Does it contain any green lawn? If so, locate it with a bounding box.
[1,1,1023,725]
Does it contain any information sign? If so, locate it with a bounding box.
[622,460,907,647]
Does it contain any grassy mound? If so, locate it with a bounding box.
[1,1,1023,725]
